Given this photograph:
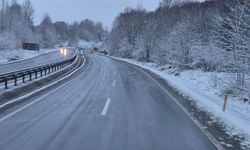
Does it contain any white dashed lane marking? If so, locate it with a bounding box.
[101,98,111,116]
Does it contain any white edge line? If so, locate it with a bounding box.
[101,98,111,116]
[137,66,225,150]
[0,54,86,122]
[111,56,225,150]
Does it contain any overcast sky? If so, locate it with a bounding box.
[18,0,160,29]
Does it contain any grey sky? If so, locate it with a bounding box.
[19,0,160,29]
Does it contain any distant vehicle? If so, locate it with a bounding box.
[60,48,68,57]
[93,47,99,52]
[99,50,108,55]
[89,49,94,54]
[23,43,40,51]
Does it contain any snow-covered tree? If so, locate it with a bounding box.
[160,0,173,8]
[213,0,250,90]
[22,0,34,26]
[37,14,58,48]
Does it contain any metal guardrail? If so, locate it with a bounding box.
[0,54,77,89]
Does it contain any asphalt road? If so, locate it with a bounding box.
[0,49,75,74]
[0,53,218,150]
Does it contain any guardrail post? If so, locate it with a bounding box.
[35,71,38,79]
[4,78,8,89]
[40,69,43,77]
[45,67,47,75]
[14,75,17,86]
[29,72,32,81]
[22,73,25,83]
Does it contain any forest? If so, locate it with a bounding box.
[0,0,107,49]
[107,0,250,96]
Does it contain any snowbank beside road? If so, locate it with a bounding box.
[113,57,250,149]
[0,48,59,64]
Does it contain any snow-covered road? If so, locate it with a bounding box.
[0,48,75,74]
[0,54,217,150]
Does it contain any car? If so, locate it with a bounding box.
[23,43,40,51]
[93,47,99,52]
[99,50,108,55]
[60,47,68,56]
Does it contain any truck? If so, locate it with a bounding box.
[23,43,40,51]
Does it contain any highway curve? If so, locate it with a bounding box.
[0,53,218,150]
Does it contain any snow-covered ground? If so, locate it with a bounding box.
[0,48,59,64]
[113,57,250,149]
